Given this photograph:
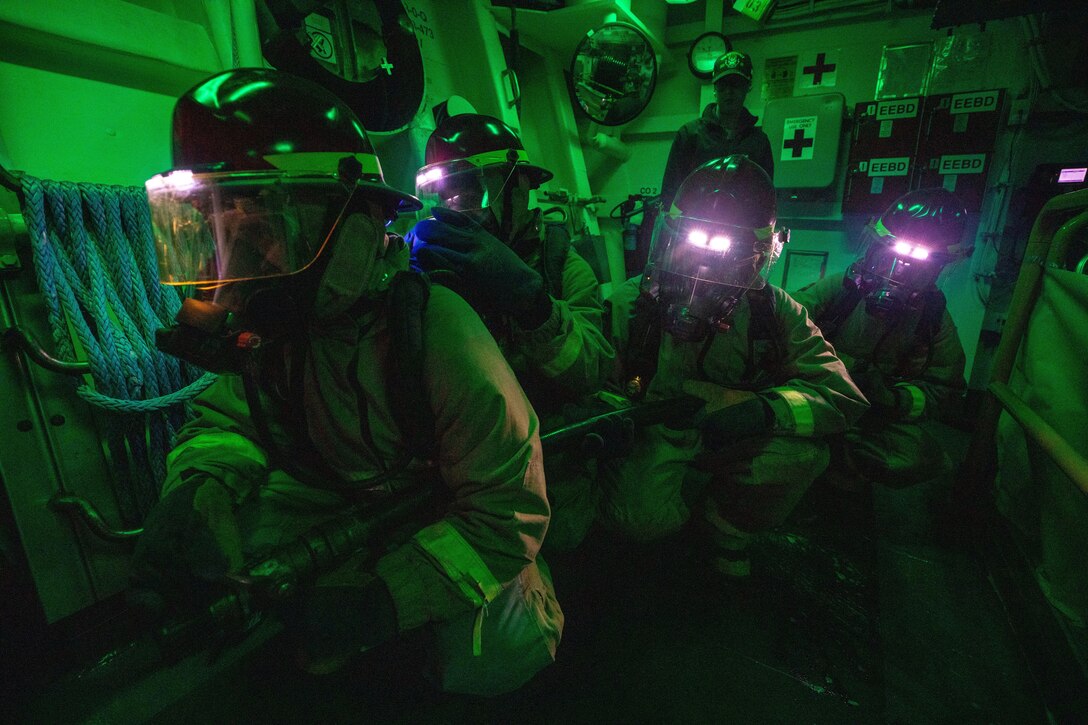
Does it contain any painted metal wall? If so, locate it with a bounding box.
[0,0,517,622]
[544,7,1085,390]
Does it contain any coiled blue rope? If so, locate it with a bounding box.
[21,176,217,522]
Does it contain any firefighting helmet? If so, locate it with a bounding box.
[851,187,969,313]
[414,113,553,213]
[643,155,784,340]
[147,67,421,292]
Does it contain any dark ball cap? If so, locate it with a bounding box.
[424,113,553,188]
[879,187,968,251]
[712,51,753,84]
[671,155,776,231]
[171,67,420,213]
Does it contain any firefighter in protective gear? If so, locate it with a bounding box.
[602,155,868,577]
[792,188,969,489]
[136,69,562,695]
[407,113,615,551]
[658,51,773,212]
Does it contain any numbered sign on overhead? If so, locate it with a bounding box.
[733,0,775,22]
[266,1,427,137]
[305,13,336,63]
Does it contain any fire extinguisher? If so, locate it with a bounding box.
[611,194,662,277]
[611,194,646,277]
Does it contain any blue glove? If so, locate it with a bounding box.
[408,207,552,328]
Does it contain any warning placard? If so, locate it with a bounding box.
[950,90,1000,115]
[864,157,911,177]
[937,154,987,175]
[762,56,796,101]
[781,116,817,161]
[306,14,336,63]
[733,0,775,21]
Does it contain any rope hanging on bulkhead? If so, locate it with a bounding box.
[20,176,216,523]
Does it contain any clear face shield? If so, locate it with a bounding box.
[642,212,783,341]
[146,169,357,312]
[851,220,954,314]
[416,161,518,214]
[415,149,540,237]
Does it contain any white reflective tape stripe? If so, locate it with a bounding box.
[414,521,503,607]
[414,521,504,657]
[538,328,582,377]
[771,387,815,436]
[896,383,926,420]
[263,151,382,176]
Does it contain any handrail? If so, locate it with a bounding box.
[989,381,1088,497]
[1,325,91,375]
[0,162,22,196]
[49,494,143,542]
[957,189,1088,509]
[994,192,1088,387]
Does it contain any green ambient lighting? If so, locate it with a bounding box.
[226,81,273,104]
[192,73,231,108]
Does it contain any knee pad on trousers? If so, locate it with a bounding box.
[706,437,830,532]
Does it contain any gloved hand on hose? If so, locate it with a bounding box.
[408,206,553,328]
[852,367,902,413]
[682,380,774,450]
[289,564,399,675]
[131,473,244,607]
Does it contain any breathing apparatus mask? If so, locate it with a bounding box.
[149,162,389,371]
[848,188,968,316]
[416,148,540,244]
[642,210,784,342]
[416,113,553,248]
[640,155,784,342]
[148,68,421,373]
[848,220,948,316]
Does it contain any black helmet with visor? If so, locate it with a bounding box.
[850,187,968,314]
[414,113,552,219]
[642,155,784,341]
[146,67,421,299]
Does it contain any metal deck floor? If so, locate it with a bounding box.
[11,425,1053,724]
[140,471,1045,724]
